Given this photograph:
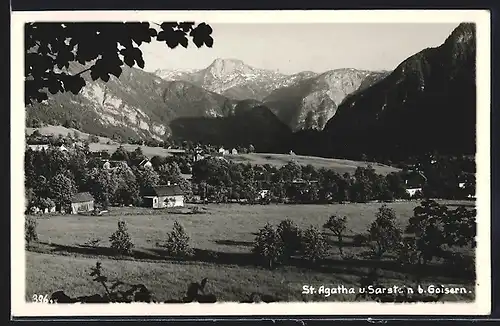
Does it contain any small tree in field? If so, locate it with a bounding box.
[301,225,328,264]
[276,219,302,261]
[442,205,476,248]
[323,215,348,257]
[163,221,194,258]
[25,216,38,246]
[405,200,476,266]
[252,223,284,269]
[406,199,447,265]
[109,220,134,255]
[367,205,402,259]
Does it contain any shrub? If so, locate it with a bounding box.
[162,221,194,258]
[88,134,100,143]
[367,205,402,259]
[109,220,134,255]
[396,236,420,267]
[442,205,476,248]
[323,215,348,256]
[301,225,328,264]
[84,237,102,248]
[352,233,369,246]
[406,200,448,265]
[25,216,38,246]
[276,219,302,260]
[252,223,284,269]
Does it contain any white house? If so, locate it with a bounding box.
[257,189,270,200]
[142,182,184,208]
[59,144,68,152]
[231,148,238,155]
[28,144,49,151]
[404,170,426,198]
[138,159,153,169]
[405,188,423,198]
[193,153,206,162]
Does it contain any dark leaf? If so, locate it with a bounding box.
[205,36,214,48]
[90,69,100,81]
[101,73,110,82]
[160,22,178,31]
[36,91,48,103]
[179,35,188,48]
[136,55,145,69]
[48,80,61,94]
[109,65,123,78]
[178,22,195,32]
[124,55,135,67]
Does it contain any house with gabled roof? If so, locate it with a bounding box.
[404,170,427,198]
[70,192,95,214]
[138,158,153,169]
[142,182,184,208]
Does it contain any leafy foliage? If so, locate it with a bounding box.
[161,221,194,258]
[48,172,77,211]
[25,22,213,104]
[367,205,402,259]
[25,216,39,246]
[442,205,476,247]
[252,223,284,269]
[109,220,134,255]
[276,219,302,261]
[300,225,328,264]
[323,214,348,256]
[405,199,476,265]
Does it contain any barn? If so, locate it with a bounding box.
[70,192,95,214]
[142,184,184,209]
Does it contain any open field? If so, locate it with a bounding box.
[227,153,400,175]
[26,201,475,302]
[26,125,115,144]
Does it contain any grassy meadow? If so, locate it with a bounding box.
[26,201,475,302]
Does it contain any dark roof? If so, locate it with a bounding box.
[404,170,427,188]
[71,192,94,203]
[143,185,184,197]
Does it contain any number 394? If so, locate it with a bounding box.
[32,294,55,303]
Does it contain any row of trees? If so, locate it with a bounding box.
[25,143,475,213]
[190,157,473,204]
[191,157,407,204]
[252,200,476,274]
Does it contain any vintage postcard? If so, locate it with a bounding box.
[11,9,491,317]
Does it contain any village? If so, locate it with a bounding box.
[25,131,475,216]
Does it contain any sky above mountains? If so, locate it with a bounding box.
[140,23,459,74]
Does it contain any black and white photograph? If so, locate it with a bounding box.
[11,10,491,317]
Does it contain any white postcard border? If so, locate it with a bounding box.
[11,9,491,317]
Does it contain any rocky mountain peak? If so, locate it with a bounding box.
[206,58,253,77]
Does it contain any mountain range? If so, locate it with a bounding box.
[155,59,390,131]
[155,58,318,102]
[26,23,476,159]
[294,22,476,160]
